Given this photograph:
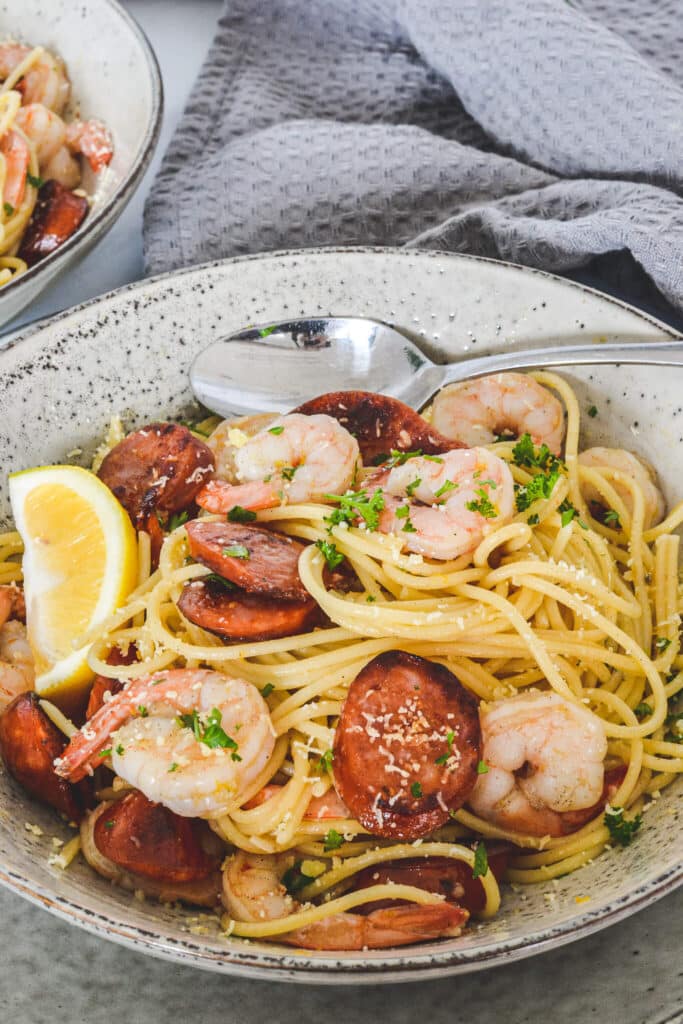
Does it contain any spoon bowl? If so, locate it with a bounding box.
[190,317,683,418]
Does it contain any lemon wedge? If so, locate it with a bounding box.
[9,465,137,709]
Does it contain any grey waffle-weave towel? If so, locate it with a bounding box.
[143,0,683,318]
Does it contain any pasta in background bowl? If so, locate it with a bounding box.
[0,248,680,982]
[0,0,161,326]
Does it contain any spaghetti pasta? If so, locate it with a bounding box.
[1,371,682,949]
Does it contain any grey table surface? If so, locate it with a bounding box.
[2,3,682,1022]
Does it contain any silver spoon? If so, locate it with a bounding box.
[190,316,683,418]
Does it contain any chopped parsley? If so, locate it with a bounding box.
[323,828,344,852]
[466,488,498,518]
[434,479,457,499]
[435,730,456,766]
[527,513,540,526]
[282,862,315,894]
[203,572,235,590]
[137,705,149,718]
[281,465,299,482]
[324,488,385,532]
[664,712,683,743]
[476,760,489,774]
[268,425,284,435]
[587,405,598,418]
[115,743,125,756]
[26,172,44,189]
[260,683,275,698]
[410,781,423,799]
[227,505,257,523]
[366,594,376,603]
[396,503,418,532]
[222,544,250,560]
[258,325,277,337]
[316,749,334,775]
[176,707,241,759]
[99,748,112,759]
[603,509,621,528]
[634,702,653,720]
[515,470,561,513]
[512,434,563,474]
[560,504,576,527]
[3,202,13,217]
[405,477,422,498]
[604,806,642,847]
[472,841,489,879]
[104,820,115,830]
[654,636,672,653]
[167,510,190,532]
[168,762,179,772]
[384,449,422,468]
[315,539,345,570]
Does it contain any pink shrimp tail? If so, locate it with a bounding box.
[282,902,468,950]
[1,131,30,209]
[196,479,280,514]
[54,672,161,782]
[65,119,113,173]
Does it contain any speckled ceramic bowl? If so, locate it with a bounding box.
[0,0,162,325]
[0,249,681,983]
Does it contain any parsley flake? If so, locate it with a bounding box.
[587,405,598,418]
[476,760,489,774]
[603,509,621,528]
[323,828,344,851]
[260,683,275,698]
[435,730,456,766]
[405,477,422,498]
[604,806,642,847]
[104,820,115,830]
[137,705,149,718]
[316,749,334,775]
[268,425,285,435]
[466,488,498,518]
[227,505,257,523]
[99,748,112,759]
[3,202,14,217]
[654,636,671,653]
[222,544,250,560]
[634,702,653,720]
[434,479,457,499]
[384,449,422,468]
[167,510,190,531]
[281,465,299,482]
[168,762,179,772]
[203,573,235,590]
[26,172,44,189]
[324,488,385,532]
[115,743,125,756]
[258,325,277,337]
[410,781,423,799]
[472,841,489,879]
[282,862,315,894]
[315,539,345,570]
[177,707,241,758]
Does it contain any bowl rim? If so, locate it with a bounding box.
[0,246,681,981]
[2,0,164,305]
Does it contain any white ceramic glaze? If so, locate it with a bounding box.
[0,248,680,983]
[0,0,162,325]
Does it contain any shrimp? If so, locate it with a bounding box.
[431,373,566,455]
[1,130,30,210]
[222,850,467,950]
[0,587,34,713]
[55,668,276,819]
[375,447,515,560]
[578,447,665,529]
[468,691,607,837]
[0,44,70,113]
[206,413,278,482]
[197,413,360,513]
[15,104,113,188]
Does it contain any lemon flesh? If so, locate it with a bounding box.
[9,465,137,709]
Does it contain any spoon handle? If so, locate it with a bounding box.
[440,340,683,385]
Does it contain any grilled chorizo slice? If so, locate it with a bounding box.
[81,800,222,907]
[354,845,510,915]
[0,692,92,821]
[93,790,220,883]
[18,180,88,267]
[294,391,459,464]
[97,423,215,525]
[177,578,321,642]
[333,651,480,839]
[185,520,309,602]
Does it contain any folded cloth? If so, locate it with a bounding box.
[143,0,683,318]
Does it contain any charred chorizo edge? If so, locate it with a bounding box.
[294,391,461,464]
[0,692,92,821]
[97,423,215,525]
[178,579,321,642]
[18,180,88,267]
